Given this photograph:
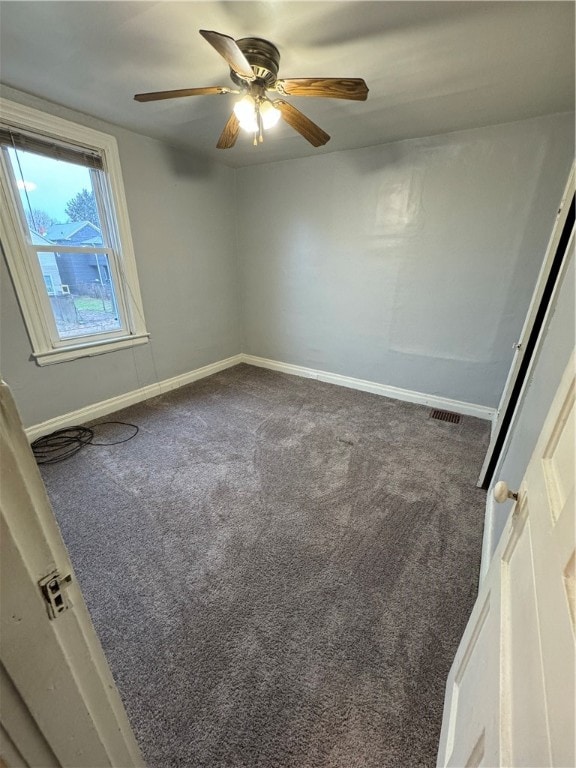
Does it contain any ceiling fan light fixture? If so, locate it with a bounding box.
[233,94,280,136]
[135,29,368,149]
[259,99,281,129]
[233,94,258,131]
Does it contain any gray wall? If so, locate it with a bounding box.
[0,86,241,428]
[237,114,574,407]
[490,246,575,547]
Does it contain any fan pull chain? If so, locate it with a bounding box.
[253,103,259,146]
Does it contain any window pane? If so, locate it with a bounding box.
[43,273,55,295]
[37,251,123,340]
[6,146,102,238]
[5,144,126,342]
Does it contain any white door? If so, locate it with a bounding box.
[0,381,143,767]
[437,350,575,767]
[477,163,574,488]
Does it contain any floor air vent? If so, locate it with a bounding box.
[430,409,461,424]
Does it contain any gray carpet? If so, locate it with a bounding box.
[40,364,490,768]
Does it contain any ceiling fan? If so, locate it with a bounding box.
[134,30,369,149]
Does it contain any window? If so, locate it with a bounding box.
[0,99,148,365]
[42,274,55,295]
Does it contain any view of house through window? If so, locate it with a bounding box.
[6,145,124,341]
[1,101,148,365]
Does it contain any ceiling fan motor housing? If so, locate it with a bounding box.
[231,37,280,87]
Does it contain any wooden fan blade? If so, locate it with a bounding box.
[217,112,241,149]
[275,78,369,101]
[134,86,233,102]
[199,30,255,81]
[274,100,330,147]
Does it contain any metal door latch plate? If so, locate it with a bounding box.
[39,570,72,620]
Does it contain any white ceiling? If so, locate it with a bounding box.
[0,1,574,168]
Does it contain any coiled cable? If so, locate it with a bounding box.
[31,422,139,465]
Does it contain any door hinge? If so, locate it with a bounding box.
[39,570,73,620]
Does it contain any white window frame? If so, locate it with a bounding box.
[0,98,149,365]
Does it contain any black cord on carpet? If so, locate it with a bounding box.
[31,422,139,465]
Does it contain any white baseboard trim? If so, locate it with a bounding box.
[25,354,244,441]
[241,354,496,421]
[27,351,495,441]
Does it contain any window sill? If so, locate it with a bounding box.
[32,333,150,366]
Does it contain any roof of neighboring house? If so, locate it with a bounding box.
[30,229,55,246]
[46,221,101,244]
[69,234,103,246]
